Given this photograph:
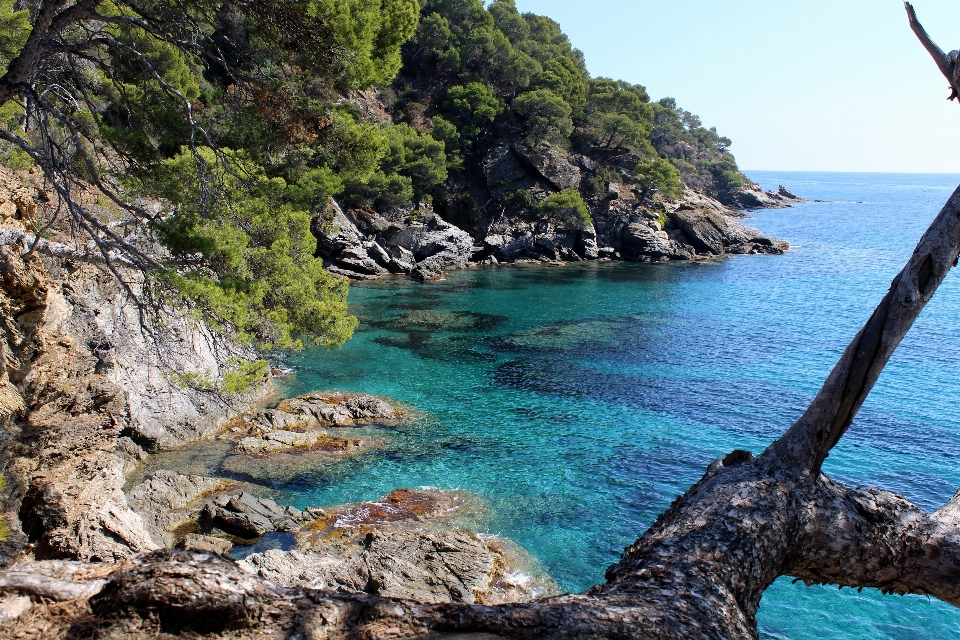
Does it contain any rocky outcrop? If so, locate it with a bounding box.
[312,137,797,281]
[386,213,475,281]
[732,182,800,209]
[621,222,692,261]
[668,206,785,256]
[233,429,364,455]
[198,491,316,538]
[313,200,475,281]
[243,528,541,605]
[230,391,402,455]
[127,471,226,546]
[18,454,159,561]
[513,144,582,191]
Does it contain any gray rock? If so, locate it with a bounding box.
[621,223,691,262]
[575,225,600,260]
[388,214,473,263]
[242,529,544,605]
[127,470,224,546]
[201,506,273,538]
[668,207,783,256]
[778,185,801,200]
[482,145,533,196]
[388,245,416,273]
[513,144,582,191]
[198,491,316,538]
[344,394,397,419]
[240,549,370,592]
[179,533,233,555]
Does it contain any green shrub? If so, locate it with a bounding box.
[221,359,270,394]
[535,189,591,229]
[636,158,682,201]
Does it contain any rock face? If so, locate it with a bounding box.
[0,169,271,566]
[386,213,474,281]
[513,144,582,191]
[621,223,692,262]
[18,454,159,561]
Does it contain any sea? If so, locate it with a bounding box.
[252,172,960,638]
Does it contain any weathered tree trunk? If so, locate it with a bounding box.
[7,5,960,639]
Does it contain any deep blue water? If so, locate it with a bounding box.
[268,172,960,639]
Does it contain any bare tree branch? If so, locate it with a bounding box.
[906,2,960,101]
[763,184,960,474]
[0,570,105,601]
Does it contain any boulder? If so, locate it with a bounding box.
[621,223,691,261]
[668,207,783,256]
[198,491,314,538]
[513,144,582,191]
[127,471,225,546]
[179,533,233,555]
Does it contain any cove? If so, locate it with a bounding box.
[260,171,960,639]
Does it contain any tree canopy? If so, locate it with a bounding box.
[0,0,754,351]
[0,0,420,348]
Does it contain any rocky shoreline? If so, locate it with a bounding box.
[314,141,799,283]
[0,163,803,635]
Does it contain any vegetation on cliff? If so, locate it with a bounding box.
[0,0,754,348]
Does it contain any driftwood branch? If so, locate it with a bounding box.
[0,570,105,601]
[906,2,960,101]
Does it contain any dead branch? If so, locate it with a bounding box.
[906,2,960,101]
[0,570,105,601]
[765,183,960,473]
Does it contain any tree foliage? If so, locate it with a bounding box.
[392,0,747,204]
[513,87,572,144]
[535,189,591,229]
[0,0,421,348]
[636,158,682,201]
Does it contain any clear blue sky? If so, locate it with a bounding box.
[512,0,960,173]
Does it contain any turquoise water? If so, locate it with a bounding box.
[267,172,960,639]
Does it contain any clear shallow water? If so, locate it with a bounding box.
[264,171,960,639]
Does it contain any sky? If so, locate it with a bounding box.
[512,0,960,173]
